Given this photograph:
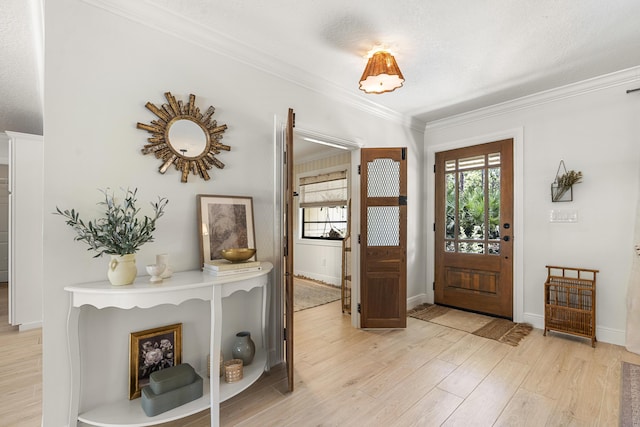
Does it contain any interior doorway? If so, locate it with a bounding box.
[292,132,354,315]
[276,115,362,391]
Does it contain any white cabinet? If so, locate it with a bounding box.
[65,264,272,427]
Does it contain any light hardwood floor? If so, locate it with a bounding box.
[0,283,42,427]
[3,283,640,426]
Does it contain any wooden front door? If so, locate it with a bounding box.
[434,139,514,319]
[360,147,407,328]
[284,108,295,391]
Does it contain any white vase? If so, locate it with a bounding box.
[107,254,137,286]
[156,253,172,278]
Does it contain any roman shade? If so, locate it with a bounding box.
[298,170,347,208]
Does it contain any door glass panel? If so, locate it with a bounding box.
[367,206,399,246]
[488,166,501,254]
[458,242,484,254]
[445,172,455,239]
[489,242,500,255]
[458,169,485,242]
[458,155,485,170]
[444,151,502,256]
[367,158,399,197]
[488,152,501,166]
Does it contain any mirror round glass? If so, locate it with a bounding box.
[137,92,229,183]
[167,118,208,158]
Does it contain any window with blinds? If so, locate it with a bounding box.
[299,170,348,239]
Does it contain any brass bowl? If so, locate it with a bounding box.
[220,248,256,262]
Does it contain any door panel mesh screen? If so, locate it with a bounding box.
[367,158,400,197]
[367,206,400,246]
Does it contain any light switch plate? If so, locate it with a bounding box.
[549,209,578,223]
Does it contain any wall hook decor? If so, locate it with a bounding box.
[551,160,582,202]
[137,92,229,183]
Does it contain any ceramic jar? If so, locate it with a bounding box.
[107,254,137,286]
[231,331,255,366]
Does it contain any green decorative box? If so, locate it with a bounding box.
[141,373,203,417]
[149,363,196,395]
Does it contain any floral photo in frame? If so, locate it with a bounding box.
[197,195,256,267]
[129,323,182,399]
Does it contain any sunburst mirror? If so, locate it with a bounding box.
[137,92,229,183]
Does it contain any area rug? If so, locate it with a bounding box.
[407,303,533,346]
[294,277,341,312]
[621,361,640,427]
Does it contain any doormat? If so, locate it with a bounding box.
[293,277,341,312]
[621,361,640,427]
[407,303,533,346]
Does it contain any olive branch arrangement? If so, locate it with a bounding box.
[55,188,168,257]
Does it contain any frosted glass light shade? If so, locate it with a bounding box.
[359,51,405,94]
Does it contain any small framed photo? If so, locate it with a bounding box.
[197,195,256,266]
[129,323,182,399]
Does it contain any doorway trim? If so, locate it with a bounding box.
[272,118,363,366]
[426,127,524,322]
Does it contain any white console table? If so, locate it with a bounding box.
[64,262,273,427]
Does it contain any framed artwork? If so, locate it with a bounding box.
[129,323,182,399]
[197,195,256,266]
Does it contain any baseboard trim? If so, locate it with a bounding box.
[18,321,42,331]
[523,312,625,346]
[294,271,340,287]
[407,293,429,310]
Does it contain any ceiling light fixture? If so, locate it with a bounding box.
[359,50,405,94]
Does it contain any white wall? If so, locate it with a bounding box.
[424,68,640,345]
[43,1,424,424]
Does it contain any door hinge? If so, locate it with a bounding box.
[402,147,406,160]
[358,234,361,244]
[433,223,435,232]
[433,164,436,173]
[293,191,299,197]
[358,165,361,175]
[292,113,296,127]
[283,328,287,340]
[433,282,435,290]
[283,244,288,257]
[357,303,361,313]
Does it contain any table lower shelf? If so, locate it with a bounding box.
[78,350,267,427]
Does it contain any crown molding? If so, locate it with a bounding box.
[80,0,425,132]
[426,66,640,131]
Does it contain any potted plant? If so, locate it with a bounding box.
[56,188,169,285]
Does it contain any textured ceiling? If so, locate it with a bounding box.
[3,0,640,136]
[149,0,640,126]
[0,0,43,135]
